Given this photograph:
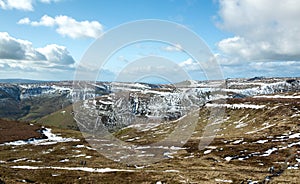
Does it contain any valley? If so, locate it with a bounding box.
[0,77,299,183]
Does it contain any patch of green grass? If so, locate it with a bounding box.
[36,105,78,130]
[113,127,136,139]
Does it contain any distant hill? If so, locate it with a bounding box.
[0,79,48,84]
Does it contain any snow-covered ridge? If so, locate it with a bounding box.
[225,80,300,96]
[1,78,299,101]
[75,78,299,132]
[0,83,74,100]
[111,82,152,91]
[20,84,73,99]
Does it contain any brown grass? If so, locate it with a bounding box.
[0,119,42,144]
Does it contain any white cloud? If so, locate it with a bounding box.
[23,15,56,26]
[0,0,62,11]
[0,32,46,61]
[18,15,103,39]
[37,44,75,65]
[218,36,266,60]
[39,0,61,3]
[0,0,33,11]
[18,17,30,24]
[0,32,75,74]
[178,58,201,71]
[162,43,183,52]
[217,0,300,61]
[222,60,300,78]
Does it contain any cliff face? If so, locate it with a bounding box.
[1,78,299,121]
[0,83,72,120]
[0,81,112,120]
[0,84,66,101]
[0,85,21,101]
[74,78,300,133]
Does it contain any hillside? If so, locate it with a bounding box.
[0,91,299,183]
[37,105,78,130]
[0,119,43,144]
[0,77,299,183]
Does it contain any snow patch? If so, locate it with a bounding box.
[1,128,80,146]
[254,95,300,99]
[74,145,85,148]
[245,124,275,134]
[59,159,69,163]
[215,178,233,183]
[288,164,299,170]
[232,139,243,144]
[11,166,135,173]
[204,150,212,154]
[206,103,265,109]
[164,170,180,173]
[289,133,300,139]
[224,156,233,161]
[255,140,268,144]
[11,158,27,162]
[235,122,248,128]
[261,147,277,157]
[74,154,86,158]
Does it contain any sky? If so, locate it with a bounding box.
[0,0,300,82]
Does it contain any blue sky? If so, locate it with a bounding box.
[0,0,299,82]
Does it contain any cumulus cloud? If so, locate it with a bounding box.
[37,44,75,65]
[162,43,183,52]
[216,0,300,61]
[18,17,31,24]
[18,15,103,39]
[0,32,75,73]
[0,32,46,60]
[178,58,201,71]
[0,0,33,11]
[0,0,62,11]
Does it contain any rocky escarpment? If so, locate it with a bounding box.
[0,83,72,120]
